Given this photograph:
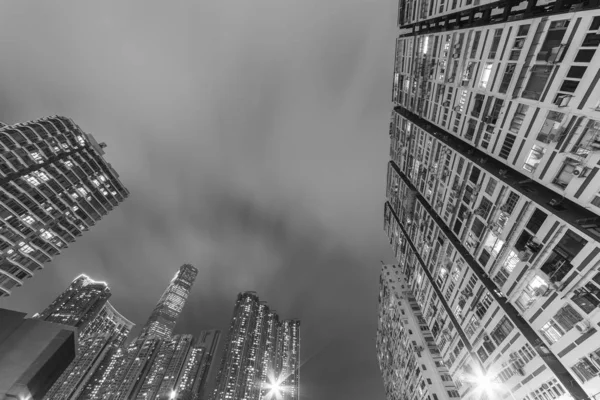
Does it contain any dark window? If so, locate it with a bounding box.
[465,120,477,140]
[560,80,580,93]
[471,219,485,238]
[582,33,600,47]
[592,17,600,31]
[472,94,485,118]
[499,134,516,159]
[477,346,489,362]
[526,208,548,234]
[504,192,520,214]
[490,316,514,345]
[476,197,493,219]
[453,220,463,235]
[470,31,481,59]
[567,66,587,79]
[479,250,491,266]
[499,64,516,94]
[517,25,530,36]
[571,283,600,314]
[469,167,481,183]
[540,230,587,282]
[575,49,596,62]
[514,230,534,252]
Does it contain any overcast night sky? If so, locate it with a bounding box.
[0,1,396,399]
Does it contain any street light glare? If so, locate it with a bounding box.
[170,390,177,400]
[476,372,493,390]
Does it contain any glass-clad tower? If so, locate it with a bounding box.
[213,292,300,400]
[140,263,199,340]
[0,116,129,296]
[383,0,600,398]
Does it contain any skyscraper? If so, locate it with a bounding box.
[35,274,111,331]
[140,263,199,340]
[383,1,600,399]
[79,264,214,400]
[36,275,134,400]
[213,292,300,400]
[377,264,460,400]
[0,116,129,296]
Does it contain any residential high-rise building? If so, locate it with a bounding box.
[377,264,460,400]
[383,2,600,399]
[0,308,77,400]
[35,274,111,331]
[35,274,133,400]
[213,292,300,400]
[140,263,199,340]
[42,301,134,400]
[0,116,129,297]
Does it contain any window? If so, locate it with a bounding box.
[504,192,520,214]
[499,134,516,159]
[567,66,587,79]
[528,378,566,400]
[24,175,40,187]
[490,316,514,345]
[488,99,504,125]
[476,197,493,219]
[552,161,577,188]
[499,64,516,93]
[541,319,565,343]
[479,63,493,89]
[560,79,579,93]
[488,29,502,59]
[471,94,485,117]
[575,49,596,62]
[471,219,485,238]
[475,293,493,319]
[483,232,504,258]
[485,178,497,196]
[523,65,552,100]
[470,31,481,58]
[523,145,546,173]
[516,275,550,311]
[537,21,569,61]
[552,304,584,334]
[571,273,600,314]
[526,208,548,234]
[571,358,600,383]
[540,229,587,282]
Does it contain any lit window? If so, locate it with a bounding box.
[98,175,107,182]
[41,231,54,240]
[92,179,100,187]
[24,175,40,186]
[523,145,546,173]
[20,243,34,254]
[479,63,493,89]
[35,171,50,181]
[64,160,73,167]
[21,215,35,225]
[71,192,79,199]
[30,152,42,161]
[77,136,85,146]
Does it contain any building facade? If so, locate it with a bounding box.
[0,308,77,400]
[213,292,300,400]
[378,264,460,400]
[35,274,112,331]
[382,1,600,399]
[0,116,129,296]
[140,264,199,340]
[78,264,217,400]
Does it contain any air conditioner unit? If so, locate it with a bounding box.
[573,166,588,177]
[575,320,591,334]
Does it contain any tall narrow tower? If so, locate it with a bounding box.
[140,263,199,340]
[0,116,129,297]
[213,292,300,400]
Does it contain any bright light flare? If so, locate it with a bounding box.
[169,390,177,400]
